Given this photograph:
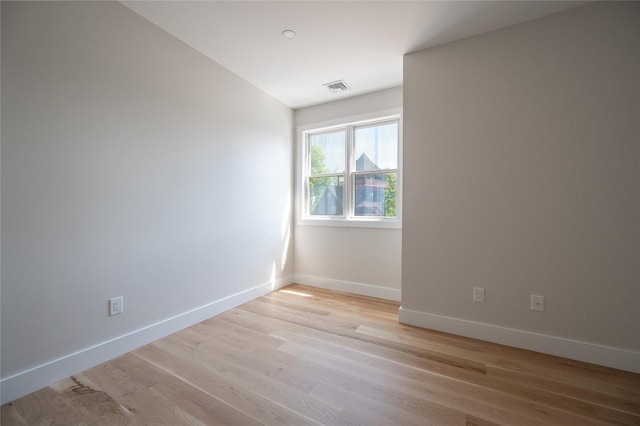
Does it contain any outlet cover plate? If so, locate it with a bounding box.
[531,295,544,312]
[473,287,485,303]
[109,296,124,316]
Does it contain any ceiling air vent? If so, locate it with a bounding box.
[323,80,350,93]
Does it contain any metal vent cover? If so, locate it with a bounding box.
[323,80,350,93]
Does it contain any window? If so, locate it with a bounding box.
[299,112,401,228]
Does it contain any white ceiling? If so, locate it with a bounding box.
[122,1,583,109]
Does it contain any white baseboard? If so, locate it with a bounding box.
[293,274,401,302]
[399,306,640,374]
[0,275,293,405]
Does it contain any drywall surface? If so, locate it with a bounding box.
[295,86,402,128]
[402,1,639,366]
[1,0,293,396]
[294,87,402,300]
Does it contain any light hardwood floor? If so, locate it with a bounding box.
[2,284,639,425]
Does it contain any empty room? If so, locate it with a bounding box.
[1,1,639,425]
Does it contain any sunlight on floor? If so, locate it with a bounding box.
[280,289,313,298]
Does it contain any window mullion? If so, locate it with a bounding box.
[346,125,354,219]
[310,172,344,179]
[306,135,315,217]
[351,169,398,176]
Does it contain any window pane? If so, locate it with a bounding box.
[310,131,345,174]
[354,122,398,171]
[354,172,397,217]
[309,176,344,216]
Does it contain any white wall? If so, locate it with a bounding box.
[294,87,402,301]
[1,1,293,402]
[401,2,640,372]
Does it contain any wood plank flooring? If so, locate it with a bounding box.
[2,284,639,425]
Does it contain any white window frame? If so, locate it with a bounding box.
[297,108,402,229]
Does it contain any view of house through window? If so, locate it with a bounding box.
[303,116,400,223]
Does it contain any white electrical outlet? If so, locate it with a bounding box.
[473,287,485,303]
[109,296,124,316]
[531,295,544,312]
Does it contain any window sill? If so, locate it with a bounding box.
[298,217,401,229]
